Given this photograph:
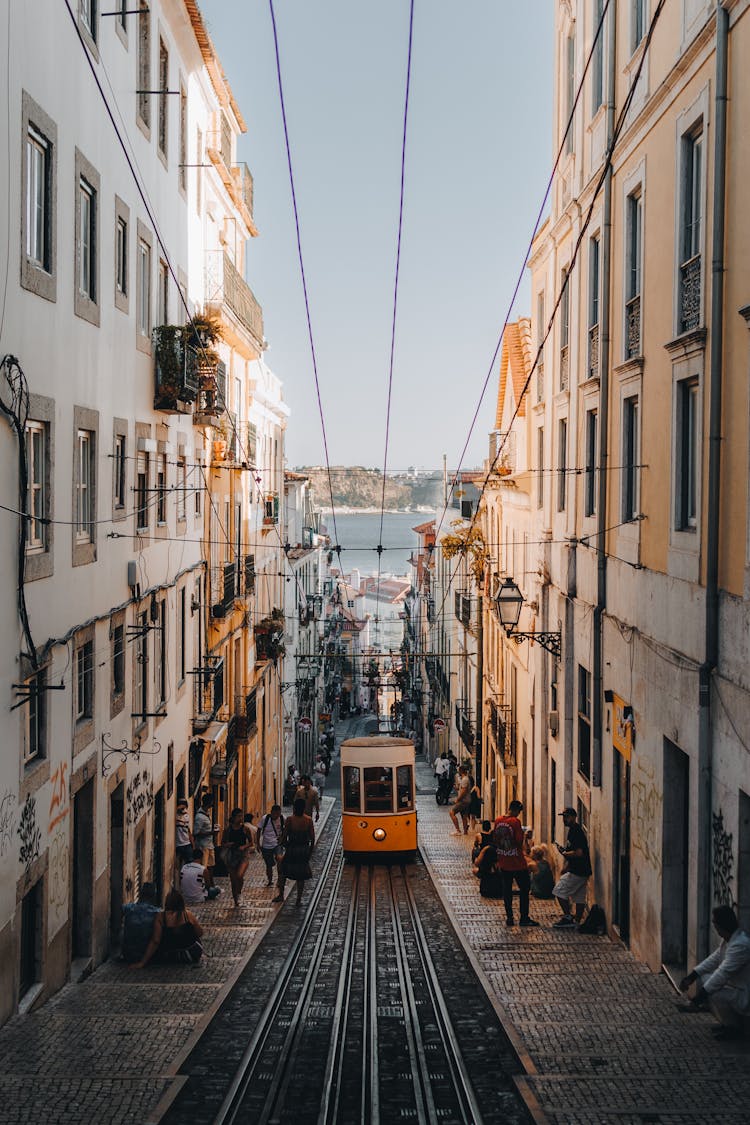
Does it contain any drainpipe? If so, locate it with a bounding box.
[698,1,728,959]
[593,0,617,791]
[475,594,484,785]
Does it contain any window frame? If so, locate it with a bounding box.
[631,0,646,54]
[75,637,94,724]
[675,376,699,532]
[137,4,151,134]
[25,420,47,554]
[24,670,47,766]
[673,90,709,339]
[622,393,640,523]
[584,407,598,518]
[78,0,99,56]
[591,0,604,115]
[625,189,643,359]
[114,196,129,313]
[136,450,150,534]
[178,81,187,195]
[557,417,568,513]
[72,406,98,567]
[536,426,544,510]
[157,37,169,162]
[136,220,152,351]
[111,611,126,719]
[74,149,100,325]
[577,665,591,783]
[21,93,57,302]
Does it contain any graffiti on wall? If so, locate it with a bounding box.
[17,793,41,873]
[631,759,662,875]
[0,791,17,856]
[49,831,69,928]
[126,770,154,828]
[48,762,69,833]
[712,810,734,907]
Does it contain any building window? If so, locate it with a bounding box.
[24,671,46,764]
[679,129,702,333]
[158,259,168,325]
[114,434,126,509]
[112,621,125,698]
[78,177,96,301]
[585,408,598,517]
[537,427,544,510]
[158,39,168,157]
[578,665,591,782]
[179,87,187,192]
[557,418,567,513]
[75,638,94,723]
[154,599,166,706]
[625,191,642,358]
[676,377,699,531]
[177,457,186,521]
[137,5,151,129]
[560,269,570,390]
[80,0,96,39]
[588,235,600,379]
[118,0,127,31]
[564,34,575,153]
[25,421,47,552]
[136,451,149,533]
[156,452,167,524]
[178,586,186,683]
[116,215,127,297]
[76,429,94,542]
[631,0,646,53]
[137,237,151,337]
[196,126,203,215]
[25,127,50,270]
[194,475,202,518]
[592,0,604,114]
[134,611,148,722]
[622,394,640,522]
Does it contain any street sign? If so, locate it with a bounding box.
[298,717,312,733]
[433,718,446,732]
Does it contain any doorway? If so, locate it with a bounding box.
[738,790,750,932]
[109,784,124,946]
[72,780,94,959]
[19,879,42,999]
[153,787,165,902]
[613,750,631,941]
[662,739,689,971]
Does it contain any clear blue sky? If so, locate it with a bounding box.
[200,1,554,470]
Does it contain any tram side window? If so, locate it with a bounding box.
[343,766,361,811]
[396,765,414,810]
[364,766,393,812]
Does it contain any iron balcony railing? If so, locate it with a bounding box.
[205,250,264,349]
[560,344,569,391]
[588,323,599,380]
[679,253,701,333]
[626,294,641,358]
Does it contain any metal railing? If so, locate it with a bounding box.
[588,323,599,380]
[679,254,701,332]
[560,344,569,391]
[205,251,264,348]
[626,294,641,358]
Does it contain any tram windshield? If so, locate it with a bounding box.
[363,766,393,812]
[343,766,361,811]
[396,765,414,810]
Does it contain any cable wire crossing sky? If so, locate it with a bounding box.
[199,0,554,469]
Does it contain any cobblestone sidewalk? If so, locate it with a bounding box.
[0,795,336,1125]
[414,756,750,1124]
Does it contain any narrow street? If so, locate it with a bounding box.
[0,723,745,1124]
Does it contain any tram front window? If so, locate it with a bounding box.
[364,766,393,812]
[343,766,361,811]
[396,765,414,810]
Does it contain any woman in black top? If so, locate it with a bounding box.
[132,889,204,967]
[274,797,315,906]
[221,807,254,907]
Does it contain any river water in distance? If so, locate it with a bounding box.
[320,511,435,579]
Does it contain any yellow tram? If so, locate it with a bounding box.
[340,737,417,860]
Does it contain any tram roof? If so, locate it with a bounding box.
[341,737,414,749]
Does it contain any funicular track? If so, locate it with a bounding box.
[211,845,510,1125]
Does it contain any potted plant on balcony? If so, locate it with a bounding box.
[153,325,196,410]
[212,415,229,463]
[254,607,286,663]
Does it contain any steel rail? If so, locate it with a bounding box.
[367,868,380,1124]
[316,866,363,1125]
[387,866,439,1123]
[402,861,485,1125]
[212,822,343,1125]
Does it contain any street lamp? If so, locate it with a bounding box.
[494,577,562,660]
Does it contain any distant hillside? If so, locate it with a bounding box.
[295,467,443,511]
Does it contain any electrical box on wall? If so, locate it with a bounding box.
[548,710,559,737]
[127,560,140,599]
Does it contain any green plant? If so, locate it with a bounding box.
[441,521,488,586]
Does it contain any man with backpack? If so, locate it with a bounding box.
[553,807,592,928]
[493,800,539,927]
[257,804,285,887]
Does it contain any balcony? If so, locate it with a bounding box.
[205,251,264,351]
[152,326,200,413]
[244,554,255,596]
[455,702,474,750]
[192,656,224,733]
[588,323,599,380]
[210,561,237,619]
[536,362,544,404]
[233,162,254,222]
[193,360,227,426]
[679,254,701,333]
[626,294,641,359]
[263,493,279,525]
[454,592,472,630]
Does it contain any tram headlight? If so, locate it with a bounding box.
[373,827,387,842]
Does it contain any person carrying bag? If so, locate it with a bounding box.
[257,803,285,888]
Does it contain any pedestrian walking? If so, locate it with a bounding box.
[257,803,285,887]
[295,775,321,822]
[121,882,160,963]
[274,796,315,906]
[221,807,254,908]
[493,800,539,927]
[679,905,750,1039]
[552,807,592,927]
[450,766,471,834]
[174,800,194,878]
[193,793,217,893]
[313,757,327,797]
[132,889,204,967]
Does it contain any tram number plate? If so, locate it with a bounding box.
[377,1005,404,1018]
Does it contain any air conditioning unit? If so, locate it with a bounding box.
[548,710,559,737]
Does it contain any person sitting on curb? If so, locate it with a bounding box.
[121,882,160,963]
[552,807,592,928]
[473,841,503,899]
[528,844,554,899]
[180,847,220,904]
[132,889,204,967]
[679,905,750,1039]
[471,820,494,867]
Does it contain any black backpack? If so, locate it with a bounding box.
[577,904,606,934]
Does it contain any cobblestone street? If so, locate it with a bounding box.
[0,733,748,1124]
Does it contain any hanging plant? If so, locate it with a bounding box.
[441,520,489,586]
